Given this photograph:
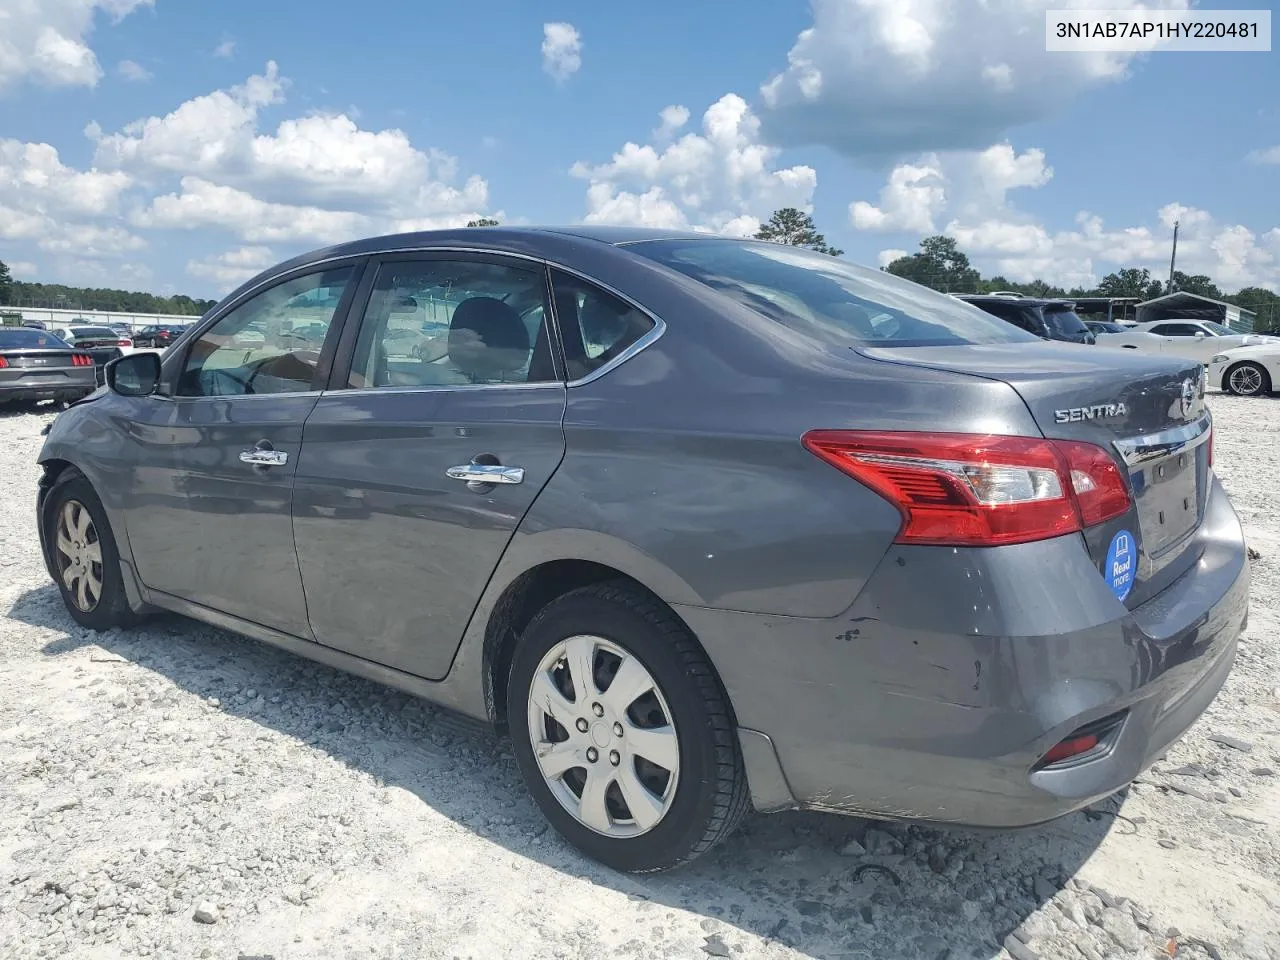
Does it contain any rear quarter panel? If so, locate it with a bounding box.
[483,257,1046,619]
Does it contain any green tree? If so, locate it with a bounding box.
[0,259,12,304]
[754,208,843,256]
[466,217,501,227]
[1097,267,1162,300]
[1169,271,1222,299]
[1228,286,1280,333]
[7,279,215,315]
[883,235,980,292]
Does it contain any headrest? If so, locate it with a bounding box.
[448,296,530,380]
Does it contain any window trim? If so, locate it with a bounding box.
[160,257,370,401]
[157,245,666,399]
[321,248,667,395]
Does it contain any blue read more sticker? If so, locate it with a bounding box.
[1105,529,1136,601]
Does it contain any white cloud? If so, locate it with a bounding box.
[759,0,1192,156]
[134,177,369,243]
[0,138,143,260]
[541,23,582,83]
[850,143,1049,233]
[116,58,151,81]
[0,0,153,91]
[92,61,288,175]
[1246,146,1280,165]
[852,144,1278,292]
[572,94,817,236]
[2,139,131,217]
[877,248,908,268]
[91,62,496,243]
[850,157,945,232]
[5,260,37,277]
[187,245,275,289]
[213,38,235,58]
[654,105,690,140]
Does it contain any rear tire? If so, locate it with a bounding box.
[507,581,750,872]
[1224,361,1271,397]
[43,469,139,631]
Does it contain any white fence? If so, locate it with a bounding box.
[1,306,200,331]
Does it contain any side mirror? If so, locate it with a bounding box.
[106,351,162,397]
[1194,331,1206,338]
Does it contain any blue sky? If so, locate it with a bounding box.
[0,0,1276,300]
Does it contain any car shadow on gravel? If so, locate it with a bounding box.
[13,585,1122,960]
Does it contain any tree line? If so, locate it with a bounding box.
[0,259,216,316]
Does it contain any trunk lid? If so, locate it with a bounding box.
[861,341,1211,606]
[0,348,80,369]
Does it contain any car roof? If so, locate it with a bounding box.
[306,226,716,262]
[214,226,745,309]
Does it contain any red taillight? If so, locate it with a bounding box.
[71,353,93,367]
[802,430,1132,547]
[1054,440,1130,527]
[117,339,132,347]
[1041,733,1099,765]
[0,356,8,369]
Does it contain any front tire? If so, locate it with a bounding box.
[507,581,750,872]
[43,469,139,630]
[1224,361,1271,397]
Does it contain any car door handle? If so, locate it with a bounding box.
[446,463,524,484]
[239,449,288,467]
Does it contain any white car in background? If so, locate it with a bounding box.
[1096,318,1275,363]
[1208,342,1280,397]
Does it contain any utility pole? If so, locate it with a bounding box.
[1167,219,1180,294]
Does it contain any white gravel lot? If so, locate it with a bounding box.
[1,395,1278,960]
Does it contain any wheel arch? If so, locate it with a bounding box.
[480,558,713,732]
[35,453,151,613]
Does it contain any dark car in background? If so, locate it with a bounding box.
[133,324,186,348]
[50,326,132,383]
[36,227,1246,873]
[956,294,1096,345]
[0,327,97,407]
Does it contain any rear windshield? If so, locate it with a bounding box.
[69,327,117,338]
[1043,307,1089,338]
[629,239,1036,347]
[0,329,70,348]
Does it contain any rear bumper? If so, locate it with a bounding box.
[679,476,1248,826]
[0,373,97,402]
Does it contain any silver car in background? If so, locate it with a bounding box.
[36,227,1248,872]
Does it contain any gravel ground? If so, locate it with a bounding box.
[1,395,1278,960]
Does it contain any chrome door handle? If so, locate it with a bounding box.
[446,463,524,485]
[239,449,288,467]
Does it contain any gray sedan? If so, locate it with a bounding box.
[35,227,1248,872]
[0,327,97,406]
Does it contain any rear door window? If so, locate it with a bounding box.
[346,257,558,389]
[629,239,1035,347]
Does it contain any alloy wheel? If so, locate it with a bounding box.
[1228,364,1264,396]
[526,634,680,838]
[54,500,103,612]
